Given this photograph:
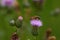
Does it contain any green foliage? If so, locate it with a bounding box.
[0,0,60,40]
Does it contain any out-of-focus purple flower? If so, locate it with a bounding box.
[1,0,6,6]
[30,20,43,27]
[5,0,14,6]
[5,1,12,6]
[1,0,14,7]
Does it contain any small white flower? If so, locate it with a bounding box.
[10,19,15,24]
[10,20,15,23]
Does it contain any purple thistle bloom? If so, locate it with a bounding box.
[1,0,14,7]
[5,1,12,6]
[30,20,43,27]
[5,0,14,7]
[18,16,23,21]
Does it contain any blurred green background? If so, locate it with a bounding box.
[0,0,60,40]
